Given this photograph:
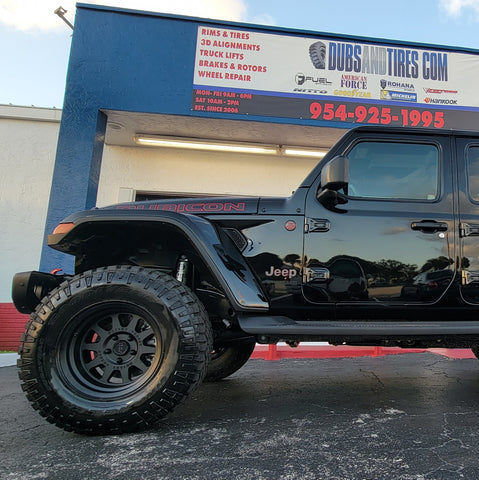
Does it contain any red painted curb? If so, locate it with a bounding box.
[1,302,477,360]
[0,303,28,351]
[251,345,476,360]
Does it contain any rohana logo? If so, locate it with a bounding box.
[309,41,326,69]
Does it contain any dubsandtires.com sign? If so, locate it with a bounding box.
[192,26,479,130]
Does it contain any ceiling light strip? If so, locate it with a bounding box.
[134,135,278,155]
[134,135,327,157]
[282,148,326,158]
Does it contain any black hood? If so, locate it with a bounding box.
[109,196,260,215]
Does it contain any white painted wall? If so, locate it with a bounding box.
[96,144,318,206]
[0,105,60,302]
[0,104,320,304]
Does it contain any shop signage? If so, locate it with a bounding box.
[192,26,479,130]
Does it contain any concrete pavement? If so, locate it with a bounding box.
[2,353,479,479]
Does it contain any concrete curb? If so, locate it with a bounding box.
[1,347,475,368]
[0,353,18,367]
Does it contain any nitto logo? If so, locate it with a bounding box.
[295,73,331,86]
[293,88,328,94]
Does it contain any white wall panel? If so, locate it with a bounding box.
[0,106,59,301]
[97,144,318,206]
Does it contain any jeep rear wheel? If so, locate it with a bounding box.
[205,340,256,381]
[18,266,212,435]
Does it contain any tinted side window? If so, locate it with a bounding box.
[467,146,479,202]
[346,141,439,200]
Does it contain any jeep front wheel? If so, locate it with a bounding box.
[18,266,212,435]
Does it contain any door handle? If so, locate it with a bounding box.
[411,220,448,233]
[460,222,479,237]
[462,270,479,285]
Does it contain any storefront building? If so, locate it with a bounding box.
[2,3,479,349]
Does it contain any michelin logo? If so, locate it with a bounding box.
[381,91,417,102]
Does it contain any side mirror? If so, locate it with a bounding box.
[317,155,349,212]
[320,155,349,191]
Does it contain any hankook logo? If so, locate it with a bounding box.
[424,97,457,104]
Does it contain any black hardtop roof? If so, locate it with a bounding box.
[348,125,479,138]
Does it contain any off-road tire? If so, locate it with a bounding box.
[18,266,212,435]
[205,340,256,381]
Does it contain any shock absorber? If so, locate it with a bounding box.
[175,255,189,283]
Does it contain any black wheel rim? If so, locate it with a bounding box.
[54,301,167,402]
[210,347,227,361]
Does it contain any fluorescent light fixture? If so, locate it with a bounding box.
[133,134,328,158]
[134,135,279,155]
[282,147,327,158]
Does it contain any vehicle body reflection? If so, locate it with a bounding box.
[304,257,368,302]
[401,270,454,300]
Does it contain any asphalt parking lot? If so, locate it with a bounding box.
[2,353,479,480]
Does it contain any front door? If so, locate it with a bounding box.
[303,132,456,317]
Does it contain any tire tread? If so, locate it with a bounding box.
[18,265,212,435]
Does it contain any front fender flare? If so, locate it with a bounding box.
[48,209,269,312]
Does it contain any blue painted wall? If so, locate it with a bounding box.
[41,5,208,271]
[41,4,351,272]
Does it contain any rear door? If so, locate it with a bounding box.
[302,131,456,317]
[456,136,479,304]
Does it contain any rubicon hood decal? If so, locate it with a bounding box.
[112,197,259,214]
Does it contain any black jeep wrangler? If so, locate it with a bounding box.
[12,126,479,434]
